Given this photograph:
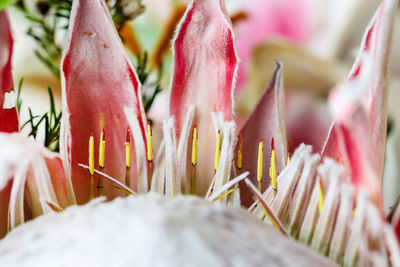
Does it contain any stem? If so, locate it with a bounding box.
[190,165,196,195]
[89,175,94,200]
[125,167,131,196]
[98,167,104,197]
[147,161,153,191]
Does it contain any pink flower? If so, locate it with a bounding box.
[0,0,399,265]
[234,0,312,87]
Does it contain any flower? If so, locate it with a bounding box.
[0,0,399,266]
[0,194,337,266]
[233,0,312,88]
[248,0,400,265]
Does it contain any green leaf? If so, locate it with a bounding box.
[0,0,15,12]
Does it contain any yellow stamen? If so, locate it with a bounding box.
[99,129,106,168]
[214,129,221,171]
[126,128,131,168]
[98,129,105,196]
[125,128,131,195]
[287,140,291,165]
[191,125,198,166]
[89,133,94,200]
[214,187,237,202]
[237,130,243,171]
[190,125,197,195]
[146,121,153,162]
[257,140,263,192]
[318,176,325,214]
[237,150,242,170]
[89,133,94,176]
[269,138,277,190]
[126,142,131,168]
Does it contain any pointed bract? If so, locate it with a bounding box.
[61,0,147,203]
[238,61,287,206]
[0,11,18,133]
[170,0,238,195]
[322,0,397,202]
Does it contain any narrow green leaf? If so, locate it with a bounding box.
[0,0,15,12]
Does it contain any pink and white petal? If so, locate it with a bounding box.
[0,108,18,133]
[238,61,287,206]
[0,133,72,231]
[325,105,382,207]
[61,0,147,203]
[0,179,12,237]
[170,0,238,195]
[42,151,75,208]
[0,11,18,133]
[323,0,397,181]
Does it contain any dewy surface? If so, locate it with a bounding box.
[0,194,337,267]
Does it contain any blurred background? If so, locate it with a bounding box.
[6,0,400,210]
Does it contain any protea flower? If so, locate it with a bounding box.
[0,0,399,266]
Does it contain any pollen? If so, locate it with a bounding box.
[89,133,94,176]
[214,129,221,171]
[237,130,243,171]
[125,127,132,193]
[257,139,264,192]
[98,129,106,196]
[270,137,277,190]
[126,128,131,168]
[191,125,198,166]
[99,129,106,169]
[89,133,95,200]
[146,121,153,162]
[318,175,325,214]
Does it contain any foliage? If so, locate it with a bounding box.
[17,80,61,152]
[136,52,163,113]
[0,0,15,12]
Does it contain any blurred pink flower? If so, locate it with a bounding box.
[234,0,312,88]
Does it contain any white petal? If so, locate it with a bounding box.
[0,194,336,267]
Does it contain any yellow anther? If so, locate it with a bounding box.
[126,128,131,168]
[191,125,198,166]
[99,129,106,169]
[237,130,243,171]
[237,149,242,170]
[269,138,277,190]
[146,121,153,162]
[125,142,131,168]
[89,133,94,176]
[214,129,221,171]
[318,176,325,214]
[287,140,291,165]
[352,208,356,218]
[257,140,263,192]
